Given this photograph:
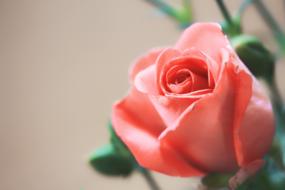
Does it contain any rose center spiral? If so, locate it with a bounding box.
[164,64,210,95]
[171,69,191,85]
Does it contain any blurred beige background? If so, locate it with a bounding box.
[0,0,285,190]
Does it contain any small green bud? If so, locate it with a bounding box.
[89,144,134,176]
[231,35,275,80]
[221,16,242,37]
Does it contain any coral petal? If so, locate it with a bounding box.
[112,88,204,176]
[175,23,230,64]
[129,48,164,83]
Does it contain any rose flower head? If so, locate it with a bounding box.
[111,23,275,179]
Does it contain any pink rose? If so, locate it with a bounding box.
[111,23,275,177]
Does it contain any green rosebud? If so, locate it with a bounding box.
[89,144,134,176]
[231,35,275,80]
[221,15,242,37]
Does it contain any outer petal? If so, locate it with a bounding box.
[175,23,230,64]
[228,52,275,166]
[159,61,253,173]
[237,80,275,165]
[149,95,197,127]
[129,48,164,83]
[113,88,165,137]
[112,88,204,176]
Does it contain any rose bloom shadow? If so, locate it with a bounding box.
[111,23,275,186]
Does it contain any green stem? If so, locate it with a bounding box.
[252,0,285,52]
[182,0,192,16]
[267,78,285,129]
[266,77,285,167]
[144,0,193,28]
[140,169,161,190]
[215,0,234,26]
[237,0,252,17]
[144,0,179,20]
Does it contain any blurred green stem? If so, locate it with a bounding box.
[145,0,179,20]
[215,0,234,26]
[140,169,161,190]
[266,77,285,167]
[252,0,285,53]
[144,0,192,28]
[237,0,252,17]
[182,0,191,11]
[267,78,285,129]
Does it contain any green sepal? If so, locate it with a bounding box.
[89,144,134,176]
[202,156,285,190]
[202,173,232,188]
[268,138,284,169]
[231,35,275,80]
[237,157,285,190]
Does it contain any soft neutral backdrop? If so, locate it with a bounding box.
[1,0,285,190]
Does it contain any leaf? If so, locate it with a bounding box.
[89,122,141,177]
[108,122,134,160]
[89,144,134,176]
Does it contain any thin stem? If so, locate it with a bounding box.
[180,0,193,27]
[140,169,161,190]
[267,78,285,128]
[237,0,252,17]
[144,0,178,20]
[182,0,192,15]
[215,0,234,26]
[252,0,285,52]
[183,0,191,7]
[266,77,285,167]
[144,0,193,28]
